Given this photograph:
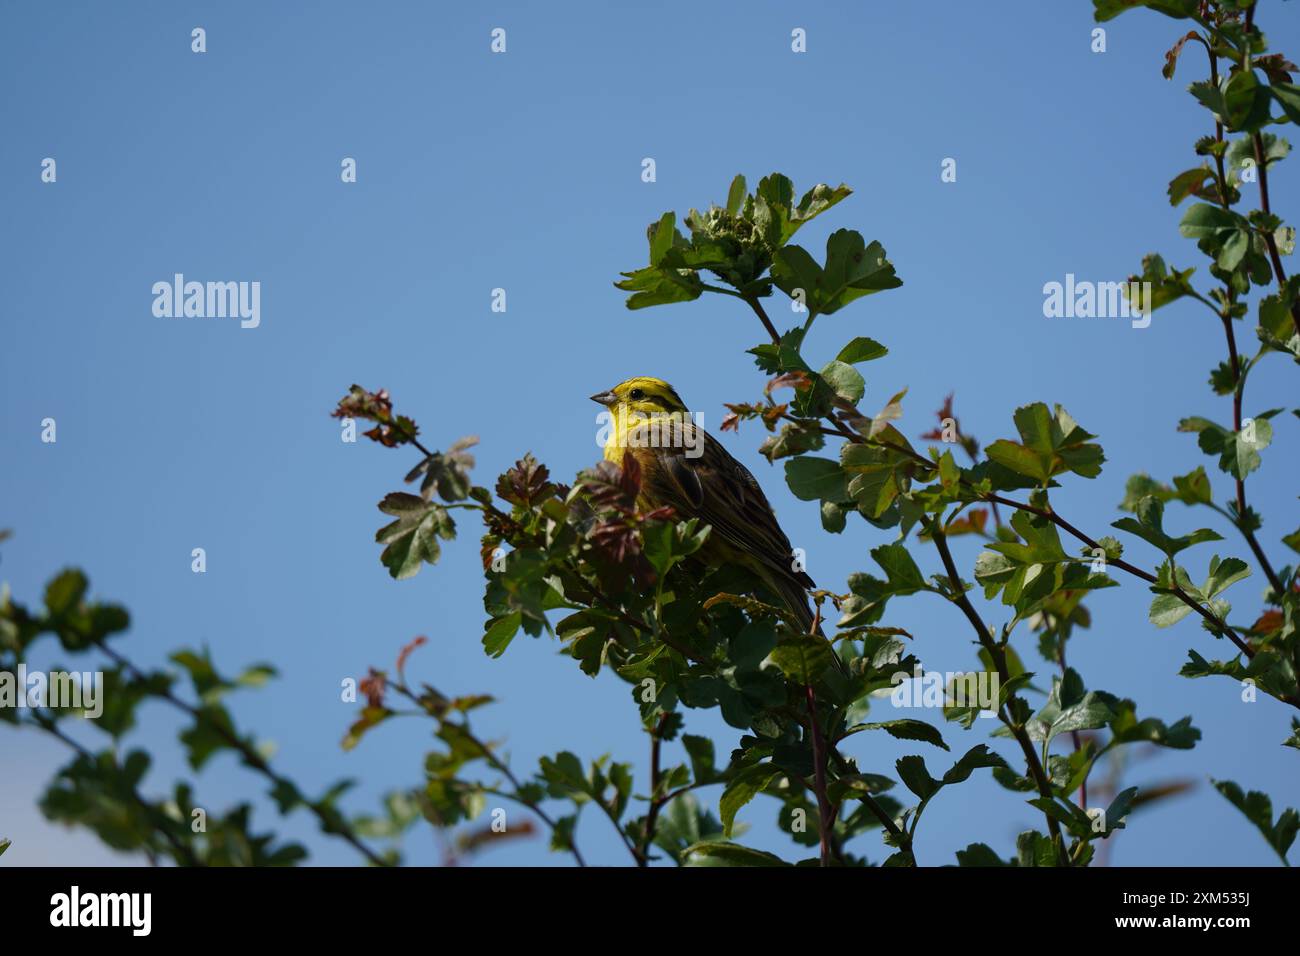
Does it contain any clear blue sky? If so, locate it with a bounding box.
[2,0,1297,866]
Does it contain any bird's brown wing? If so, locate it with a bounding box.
[633,421,816,597]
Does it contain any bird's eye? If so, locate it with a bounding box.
[629,388,644,400]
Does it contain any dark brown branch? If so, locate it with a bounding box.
[635,713,669,866]
[745,295,783,345]
[801,602,841,866]
[804,684,836,866]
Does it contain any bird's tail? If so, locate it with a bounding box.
[769,573,848,679]
[769,573,823,637]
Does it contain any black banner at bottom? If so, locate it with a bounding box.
[4,865,1285,940]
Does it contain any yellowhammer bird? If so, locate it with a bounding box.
[590,376,819,633]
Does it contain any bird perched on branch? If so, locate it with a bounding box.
[590,376,819,634]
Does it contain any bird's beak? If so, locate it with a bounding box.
[589,390,617,407]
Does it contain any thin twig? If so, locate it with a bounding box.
[803,402,1265,667]
[801,602,839,866]
[1241,2,1300,338]
[27,711,202,867]
[804,684,835,867]
[1198,30,1289,598]
[635,713,669,866]
[93,641,389,866]
[744,295,783,345]
[386,680,588,866]
[1057,644,1088,810]
[927,522,1071,866]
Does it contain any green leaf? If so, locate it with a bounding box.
[1171,465,1213,505]
[835,337,889,364]
[1167,167,1214,205]
[1027,670,1114,750]
[895,755,939,802]
[682,735,721,785]
[1107,700,1201,749]
[986,509,1070,566]
[844,719,949,751]
[1112,495,1222,557]
[771,229,901,318]
[897,745,1006,805]
[615,263,704,310]
[1120,473,1174,511]
[819,360,865,403]
[1150,587,1195,628]
[178,704,240,770]
[1283,718,1300,752]
[1188,80,1227,118]
[956,842,1007,866]
[341,706,392,752]
[1102,786,1139,836]
[1258,278,1300,357]
[681,840,789,867]
[752,175,854,247]
[1181,647,1297,703]
[1212,779,1298,865]
[1222,70,1271,132]
[985,440,1050,482]
[45,569,89,617]
[1128,253,1197,313]
[719,764,781,837]
[375,493,453,579]
[784,457,847,502]
[648,211,677,266]
[749,328,809,375]
[872,543,927,592]
[1179,203,1255,271]
[985,403,1104,484]
[1015,829,1060,867]
[1179,202,1250,239]
[1203,555,1251,599]
[765,634,833,685]
[1179,412,1279,480]
[1273,83,1300,125]
[725,175,747,216]
[820,500,847,533]
[840,443,903,519]
[942,745,1008,786]
[1092,0,1198,22]
[482,612,522,658]
[537,751,584,791]
[1227,133,1290,174]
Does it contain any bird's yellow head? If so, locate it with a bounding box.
[590,377,689,416]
